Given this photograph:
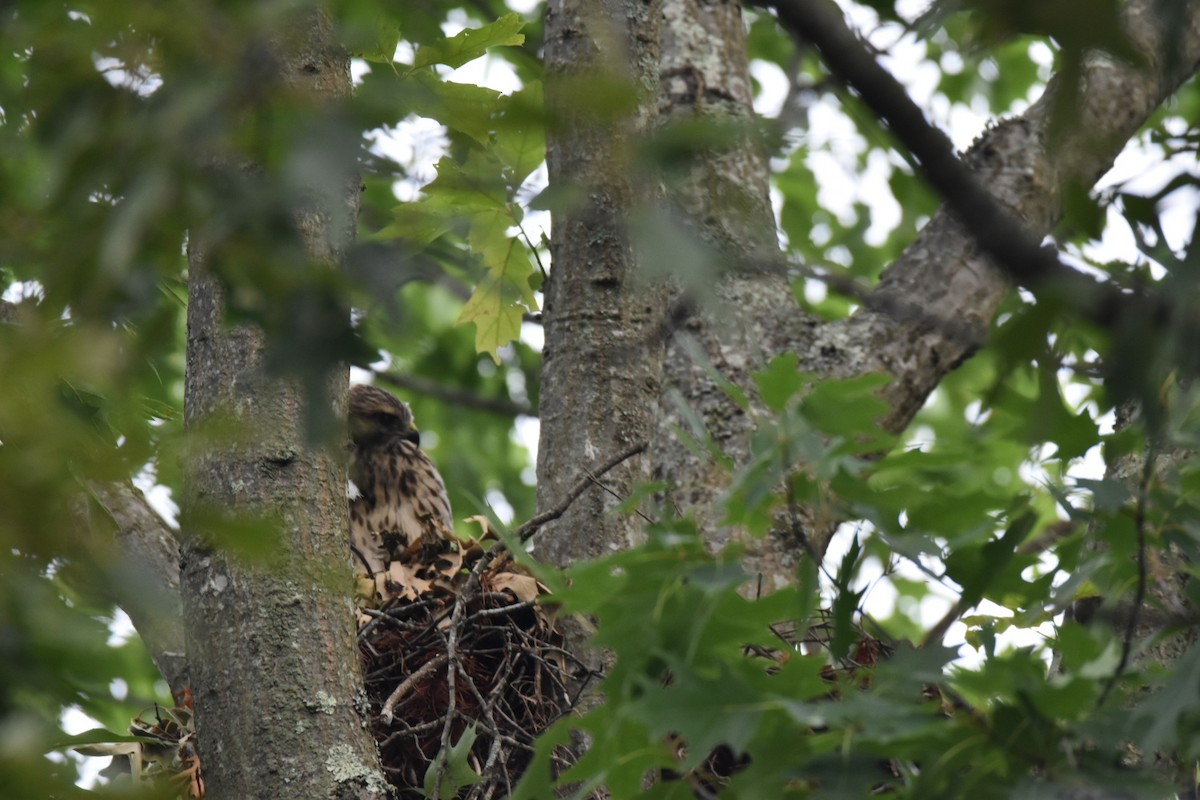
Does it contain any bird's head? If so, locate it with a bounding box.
[348,384,420,447]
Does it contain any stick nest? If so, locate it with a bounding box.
[357,536,575,798]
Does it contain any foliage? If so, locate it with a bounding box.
[2,0,1200,796]
[514,358,1200,797]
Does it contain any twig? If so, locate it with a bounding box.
[357,597,444,641]
[453,661,505,784]
[517,220,549,283]
[432,590,469,797]
[374,370,535,418]
[789,259,987,349]
[585,473,656,526]
[515,441,649,542]
[1099,441,1157,705]
[467,599,538,622]
[381,653,449,724]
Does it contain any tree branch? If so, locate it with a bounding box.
[86,482,188,691]
[766,0,1199,328]
[774,0,1200,432]
[373,370,535,418]
[516,441,649,542]
[4,299,188,689]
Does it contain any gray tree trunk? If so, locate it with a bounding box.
[177,10,389,799]
[537,0,667,567]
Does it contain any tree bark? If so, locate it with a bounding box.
[651,0,825,593]
[536,0,667,567]
[639,0,1200,594]
[537,0,1200,716]
[177,9,388,799]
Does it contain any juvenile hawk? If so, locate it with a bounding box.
[348,384,454,582]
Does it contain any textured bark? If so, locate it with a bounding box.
[651,0,823,592]
[178,10,388,800]
[536,0,667,566]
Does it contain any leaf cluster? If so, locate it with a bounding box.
[516,349,1200,797]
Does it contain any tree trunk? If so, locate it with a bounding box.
[651,0,825,592]
[177,9,388,799]
[536,0,667,565]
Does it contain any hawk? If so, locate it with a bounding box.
[347,384,454,585]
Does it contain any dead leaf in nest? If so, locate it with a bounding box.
[382,562,433,602]
[432,548,464,579]
[488,571,540,603]
[463,514,494,539]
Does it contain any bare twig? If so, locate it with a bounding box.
[789,259,987,348]
[584,473,656,526]
[381,654,449,724]
[515,441,649,542]
[432,625,461,798]
[516,220,549,283]
[374,370,535,418]
[1099,441,1158,705]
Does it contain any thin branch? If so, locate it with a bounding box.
[84,481,188,691]
[516,220,549,283]
[1099,441,1158,705]
[430,543,491,796]
[584,473,656,526]
[380,653,449,724]
[515,441,649,542]
[789,259,986,349]
[374,370,535,418]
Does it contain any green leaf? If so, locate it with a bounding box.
[407,73,504,146]
[457,239,538,362]
[800,372,894,451]
[943,512,1035,610]
[752,353,806,413]
[423,725,483,799]
[412,13,526,71]
[494,82,546,186]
